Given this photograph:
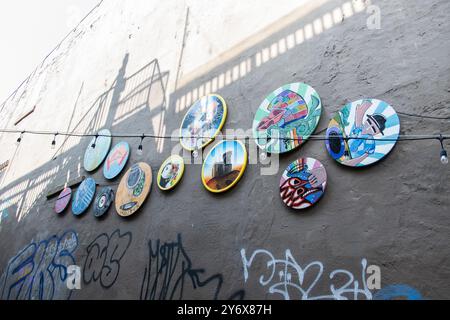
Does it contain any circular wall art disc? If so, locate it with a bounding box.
[83,129,112,172]
[325,99,400,167]
[253,83,322,154]
[72,177,96,215]
[55,187,72,213]
[94,187,114,218]
[280,157,327,209]
[157,155,185,191]
[115,162,152,217]
[201,140,247,193]
[180,94,227,151]
[103,141,130,179]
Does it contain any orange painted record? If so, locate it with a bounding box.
[115,162,152,217]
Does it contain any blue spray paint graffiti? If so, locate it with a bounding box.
[373,284,422,300]
[0,230,78,300]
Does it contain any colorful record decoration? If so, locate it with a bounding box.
[83,128,112,172]
[202,140,247,193]
[325,99,400,167]
[93,187,114,218]
[280,157,327,209]
[115,162,152,217]
[103,141,130,179]
[253,83,322,153]
[72,177,96,216]
[157,155,185,191]
[180,94,227,151]
[55,187,72,213]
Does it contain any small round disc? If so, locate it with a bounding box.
[157,155,185,191]
[55,187,72,213]
[103,141,130,179]
[115,162,152,217]
[280,158,327,209]
[83,129,112,172]
[180,94,227,151]
[325,99,400,167]
[72,178,96,215]
[253,83,322,153]
[201,140,247,193]
[93,187,114,218]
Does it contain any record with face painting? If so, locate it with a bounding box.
[180,94,227,151]
[325,99,400,167]
[72,177,96,215]
[202,140,247,193]
[94,187,114,218]
[253,83,322,154]
[280,158,327,210]
[103,141,130,179]
[55,187,72,213]
[157,155,185,191]
[115,162,152,217]
[83,129,112,172]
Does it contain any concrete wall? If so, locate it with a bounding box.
[0,0,449,300]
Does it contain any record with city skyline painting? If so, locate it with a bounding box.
[157,155,185,191]
[325,99,400,167]
[280,157,327,210]
[83,129,112,172]
[103,141,130,179]
[180,94,227,151]
[55,187,72,213]
[201,140,247,193]
[253,83,322,153]
[72,177,96,215]
[115,162,152,217]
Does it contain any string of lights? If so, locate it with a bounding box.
[1,127,448,164]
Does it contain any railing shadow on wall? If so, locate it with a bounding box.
[0,54,169,225]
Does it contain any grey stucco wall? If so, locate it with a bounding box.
[0,0,449,300]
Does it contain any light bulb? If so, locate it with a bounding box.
[260,151,267,161]
[192,149,199,158]
[441,150,448,165]
[136,145,143,156]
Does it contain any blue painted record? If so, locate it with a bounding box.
[72,177,96,215]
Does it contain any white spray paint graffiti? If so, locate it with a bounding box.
[241,248,375,300]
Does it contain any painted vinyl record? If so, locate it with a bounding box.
[72,177,96,215]
[103,141,130,179]
[180,94,227,151]
[115,162,152,217]
[55,187,72,213]
[280,158,327,209]
[325,99,400,167]
[202,140,247,193]
[83,129,112,172]
[94,187,114,218]
[253,83,322,153]
[157,155,185,191]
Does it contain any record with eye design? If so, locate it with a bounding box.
[115,162,152,217]
[325,99,400,167]
[253,83,322,154]
[180,94,227,151]
[279,157,327,210]
[93,187,114,218]
[83,129,112,172]
[55,187,72,213]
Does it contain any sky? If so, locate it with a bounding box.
[0,0,99,103]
